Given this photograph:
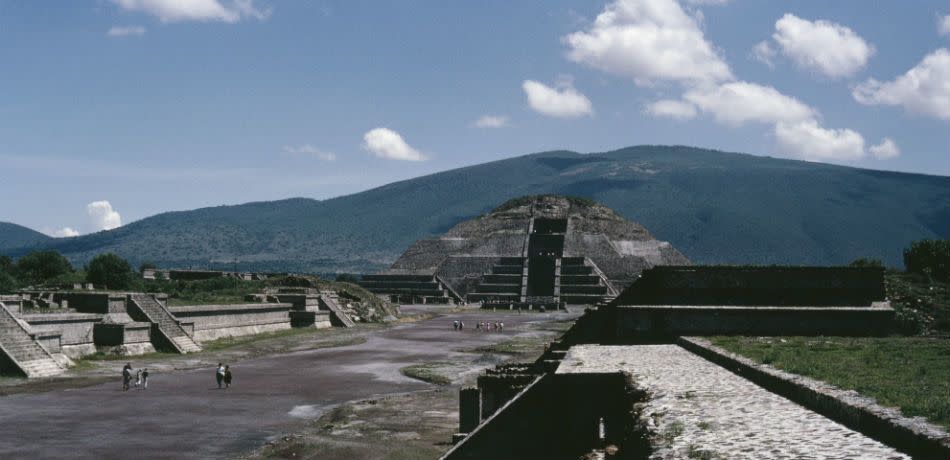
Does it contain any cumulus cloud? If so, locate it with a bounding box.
[107,26,146,37]
[110,0,270,23]
[474,115,509,128]
[684,81,815,126]
[853,48,950,121]
[751,40,776,68]
[522,80,593,118]
[282,144,336,161]
[563,0,732,86]
[774,120,865,162]
[87,201,122,231]
[869,138,901,159]
[644,99,697,120]
[940,15,950,36]
[362,128,426,161]
[772,14,874,79]
[52,227,80,238]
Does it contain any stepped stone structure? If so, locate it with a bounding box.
[360,195,689,307]
[441,266,950,459]
[0,287,364,378]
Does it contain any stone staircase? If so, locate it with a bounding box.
[0,302,65,378]
[468,257,525,303]
[558,258,616,305]
[128,294,201,353]
[318,295,356,328]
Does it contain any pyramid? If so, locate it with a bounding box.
[360,195,689,306]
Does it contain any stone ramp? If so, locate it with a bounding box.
[557,345,909,459]
[0,302,65,378]
[128,294,201,353]
[318,295,356,327]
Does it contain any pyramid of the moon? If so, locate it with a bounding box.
[359,195,690,306]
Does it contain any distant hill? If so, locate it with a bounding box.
[2,146,949,272]
[0,222,52,253]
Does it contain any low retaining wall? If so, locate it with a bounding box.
[58,292,128,314]
[23,313,103,358]
[93,322,155,356]
[678,337,950,459]
[614,303,895,338]
[168,303,295,341]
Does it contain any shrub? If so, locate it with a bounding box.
[849,258,884,268]
[86,253,135,290]
[16,251,73,285]
[903,239,950,281]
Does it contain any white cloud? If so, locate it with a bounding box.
[644,99,697,120]
[283,144,336,161]
[87,201,122,231]
[52,227,80,238]
[774,120,865,162]
[869,138,901,159]
[772,14,874,79]
[751,40,776,68]
[474,115,509,128]
[563,0,732,86]
[939,15,950,36]
[853,49,950,121]
[362,128,426,161]
[684,81,815,126]
[522,80,593,118]
[107,26,146,37]
[110,0,270,23]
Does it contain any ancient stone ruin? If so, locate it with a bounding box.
[360,195,689,308]
[441,265,950,459]
[0,287,367,378]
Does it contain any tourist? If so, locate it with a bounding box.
[216,363,225,389]
[134,369,142,388]
[499,322,504,331]
[122,363,132,391]
[459,321,464,330]
[223,365,232,388]
[453,320,459,331]
[142,368,149,389]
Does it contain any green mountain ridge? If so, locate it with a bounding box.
[0,222,53,252]
[3,145,949,272]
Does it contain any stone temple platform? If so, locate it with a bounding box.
[557,345,908,459]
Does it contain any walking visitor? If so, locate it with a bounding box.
[142,368,149,389]
[223,365,232,388]
[216,363,225,388]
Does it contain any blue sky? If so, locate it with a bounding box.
[1,0,948,236]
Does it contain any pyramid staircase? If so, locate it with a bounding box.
[468,257,526,303]
[317,294,356,327]
[128,294,201,353]
[0,302,65,378]
[359,274,459,303]
[558,257,617,305]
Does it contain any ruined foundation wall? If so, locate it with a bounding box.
[167,304,295,341]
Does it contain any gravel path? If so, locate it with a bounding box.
[558,345,908,459]
[0,308,573,459]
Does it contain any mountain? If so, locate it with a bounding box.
[0,222,52,253]
[2,145,949,272]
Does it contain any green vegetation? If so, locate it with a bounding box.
[467,336,549,357]
[15,250,74,285]
[903,239,950,281]
[86,253,136,290]
[709,336,950,428]
[2,146,948,271]
[399,362,453,385]
[885,271,950,334]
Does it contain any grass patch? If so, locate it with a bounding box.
[709,336,950,428]
[467,337,548,357]
[399,362,452,386]
[199,326,366,352]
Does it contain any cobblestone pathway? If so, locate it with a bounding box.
[559,345,908,459]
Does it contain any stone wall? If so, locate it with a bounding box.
[58,292,128,314]
[616,266,886,306]
[167,303,297,341]
[613,303,895,338]
[23,313,102,358]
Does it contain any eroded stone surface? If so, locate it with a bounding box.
[558,345,908,459]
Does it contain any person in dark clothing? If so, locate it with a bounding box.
[216,363,225,388]
[223,365,232,388]
[122,363,132,391]
[142,368,149,389]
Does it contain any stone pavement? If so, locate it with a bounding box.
[0,308,574,459]
[558,345,908,459]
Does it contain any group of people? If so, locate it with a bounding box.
[216,363,233,389]
[452,320,504,331]
[476,321,504,332]
[121,363,149,390]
